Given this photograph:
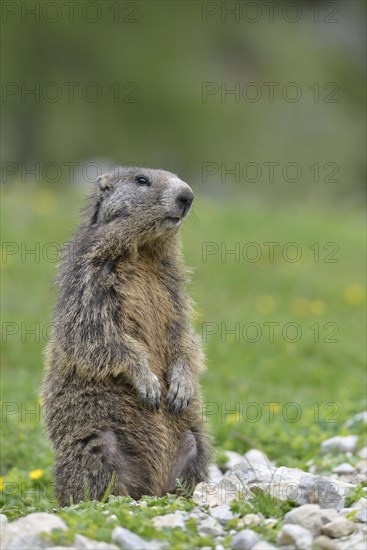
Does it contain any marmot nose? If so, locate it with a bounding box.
[176,189,194,212]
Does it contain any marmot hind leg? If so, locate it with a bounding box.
[165,427,211,494]
[54,430,151,506]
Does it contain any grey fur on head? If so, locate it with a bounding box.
[94,166,194,233]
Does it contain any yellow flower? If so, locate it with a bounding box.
[344,285,365,306]
[226,413,240,425]
[309,300,326,315]
[0,477,4,491]
[28,469,44,481]
[267,403,281,412]
[290,297,309,316]
[255,295,275,315]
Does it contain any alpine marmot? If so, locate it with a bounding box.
[42,166,212,506]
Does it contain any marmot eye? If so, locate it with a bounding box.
[136,176,150,186]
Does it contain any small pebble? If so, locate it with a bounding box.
[321,435,358,454]
[223,451,244,470]
[345,411,367,428]
[277,524,314,550]
[332,463,356,475]
[313,535,339,550]
[231,529,260,550]
[112,526,150,550]
[237,513,262,528]
[252,542,276,549]
[284,503,322,535]
[322,517,355,538]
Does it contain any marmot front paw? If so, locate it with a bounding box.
[166,375,194,413]
[135,371,161,410]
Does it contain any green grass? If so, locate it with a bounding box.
[1,183,366,542]
[229,495,298,544]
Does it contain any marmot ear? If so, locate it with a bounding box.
[97,174,112,192]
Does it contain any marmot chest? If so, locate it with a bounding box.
[116,259,176,368]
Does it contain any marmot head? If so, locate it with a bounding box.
[91,166,194,243]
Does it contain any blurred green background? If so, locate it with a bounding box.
[1,0,366,201]
[1,0,366,516]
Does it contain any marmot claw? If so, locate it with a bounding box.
[136,372,161,410]
[166,378,194,413]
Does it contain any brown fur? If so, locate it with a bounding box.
[42,166,212,506]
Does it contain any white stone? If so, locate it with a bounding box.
[284,503,322,535]
[322,518,355,538]
[313,535,339,550]
[197,516,223,537]
[237,514,262,528]
[356,473,367,485]
[223,451,245,470]
[243,449,273,469]
[351,497,367,523]
[193,476,249,507]
[351,498,367,511]
[0,514,8,526]
[320,509,340,525]
[355,508,367,523]
[1,513,67,550]
[111,527,150,550]
[189,510,210,521]
[345,411,367,428]
[231,529,260,550]
[356,460,367,473]
[74,535,118,549]
[210,503,236,525]
[152,511,188,530]
[338,530,367,550]
[209,464,224,483]
[252,542,276,549]
[332,463,356,475]
[321,436,358,454]
[277,524,314,550]
[358,447,367,459]
[227,462,355,510]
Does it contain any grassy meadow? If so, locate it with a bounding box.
[1,182,366,541]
